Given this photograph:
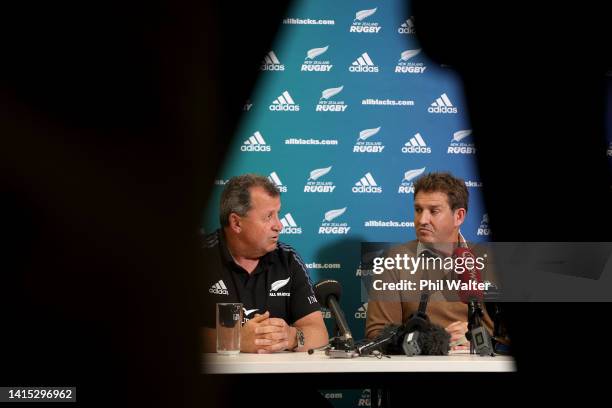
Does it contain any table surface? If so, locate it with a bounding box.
[203,350,516,374]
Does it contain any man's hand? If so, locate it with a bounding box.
[254,316,295,354]
[240,311,271,353]
[445,320,469,351]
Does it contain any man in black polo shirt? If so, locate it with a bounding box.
[201,174,328,353]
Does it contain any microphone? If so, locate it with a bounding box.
[401,292,430,356]
[453,247,494,356]
[313,279,356,357]
[357,293,450,356]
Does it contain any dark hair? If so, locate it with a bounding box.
[219,174,280,226]
[413,172,468,212]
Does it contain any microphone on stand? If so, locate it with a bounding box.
[313,279,358,358]
[454,247,494,356]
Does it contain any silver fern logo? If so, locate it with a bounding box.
[320,207,350,235]
[271,277,290,291]
[320,86,343,100]
[316,86,347,112]
[304,166,335,193]
[306,46,329,60]
[395,49,426,74]
[398,167,426,194]
[354,126,384,153]
[355,8,377,21]
[358,389,371,407]
[448,129,476,154]
[350,8,381,33]
[269,277,291,297]
[324,207,347,222]
[302,45,333,72]
[477,213,490,236]
[309,166,332,181]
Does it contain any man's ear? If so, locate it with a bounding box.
[454,208,466,227]
[228,213,241,233]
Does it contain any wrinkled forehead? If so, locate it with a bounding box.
[414,190,450,208]
[248,187,281,212]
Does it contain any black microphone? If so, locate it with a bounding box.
[313,280,355,351]
[401,292,430,356]
[454,247,494,356]
[403,323,450,356]
[358,293,450,357]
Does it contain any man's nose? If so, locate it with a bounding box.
[272,217,283,232]
[418,212,430,225]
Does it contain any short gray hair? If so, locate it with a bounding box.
[219,174,280,227]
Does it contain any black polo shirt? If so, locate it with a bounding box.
[201,229,321,328]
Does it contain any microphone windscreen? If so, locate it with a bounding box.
[419,323,450,355]
[313,279,342,306]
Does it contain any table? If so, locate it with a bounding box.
[204,350,516,374]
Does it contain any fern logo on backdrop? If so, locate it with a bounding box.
[477,213,490,236]
[358,389,371,407]
[269,90,300,112]
[260,51,285,71]
[319,207,350,235]
[301,45,333,72]
[398,167,426,194]
[352,172,383,194]
[350,8,381,33]
[447,129,476,154]
[402,132,431,154]
[398,16,416,34]
[304,166,336,193]
[353,126,385,153]
[395,49,426,74]
[316,86,347,112]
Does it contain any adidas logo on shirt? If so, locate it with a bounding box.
[241,131,271,152]
[352,172,382,194]
[428,93,458,114]
[401,132,431,154]
[269,90,300,111]
[260,51,285,71]
[209,280,229,295]
[349,52,379,73]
